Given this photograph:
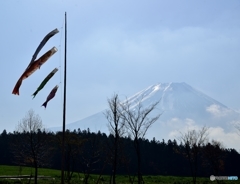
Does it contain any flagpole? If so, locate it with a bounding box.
[61,11,67,184]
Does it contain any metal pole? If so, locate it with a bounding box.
[61,12,67,184]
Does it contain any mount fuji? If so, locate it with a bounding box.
[50,82,240,151]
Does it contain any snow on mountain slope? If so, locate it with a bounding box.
[49,82,240,151]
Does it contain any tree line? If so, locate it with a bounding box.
[0,94,240,184]
[0,128,239,182]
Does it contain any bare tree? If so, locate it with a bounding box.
[120,95,161,184]
[104,94,125,184]
[11,109,52,184]
[203,140,225,184]
[80,134,101,184]
[178,126,209,184]
[55,130,85,183]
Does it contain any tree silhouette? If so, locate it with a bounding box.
[120,95,161,184]
[10,109,52,184]
[203,140,225,183]
[104,94,125,184]
[178,126,209,184]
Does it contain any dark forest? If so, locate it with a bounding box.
[0,128,239,178]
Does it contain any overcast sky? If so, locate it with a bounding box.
[0,0,240,132]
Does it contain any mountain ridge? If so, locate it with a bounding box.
[49,82,240,151]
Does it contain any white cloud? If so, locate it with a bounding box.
[206,104,231,117]
[167,120,240,152]
[208,127,240,151]
[166,117,199,129]
[166,118,201,139]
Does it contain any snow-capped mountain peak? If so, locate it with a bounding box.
[49,82,240,151]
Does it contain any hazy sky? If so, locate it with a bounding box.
[1,0,240,132]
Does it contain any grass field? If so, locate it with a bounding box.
[0,165,236,184]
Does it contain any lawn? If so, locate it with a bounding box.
[0,165,236,183]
